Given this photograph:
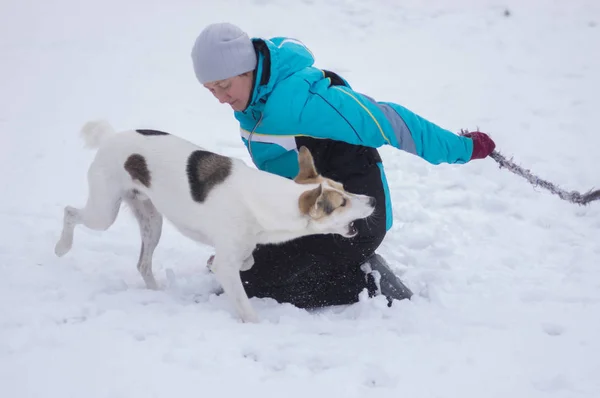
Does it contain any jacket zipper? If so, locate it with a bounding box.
[247,113,264,165]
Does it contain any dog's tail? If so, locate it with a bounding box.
[80,120,116,149]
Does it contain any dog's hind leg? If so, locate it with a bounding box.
[125,194,163,290]
[55,167,123,257]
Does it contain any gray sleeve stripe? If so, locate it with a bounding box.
[362,95,417,155]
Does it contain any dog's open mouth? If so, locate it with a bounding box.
[347,222,358,237]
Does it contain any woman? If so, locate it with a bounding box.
[191,22,495,309]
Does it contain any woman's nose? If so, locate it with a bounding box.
[215,91,230,104]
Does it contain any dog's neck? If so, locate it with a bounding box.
[240,170,319,244]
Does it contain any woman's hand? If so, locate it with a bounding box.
[461,130,496,160]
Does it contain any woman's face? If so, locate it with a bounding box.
[204,72,254,112]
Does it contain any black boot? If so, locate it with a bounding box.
[362,253,413,306]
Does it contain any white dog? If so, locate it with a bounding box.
[54,121,376,323]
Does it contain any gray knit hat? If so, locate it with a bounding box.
[191,22,257,84]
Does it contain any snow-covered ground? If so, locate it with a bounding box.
[1,0,599,397]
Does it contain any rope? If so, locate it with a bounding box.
[489,150,600,206]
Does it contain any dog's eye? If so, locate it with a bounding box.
[340,198,347,207]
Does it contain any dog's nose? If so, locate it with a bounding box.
[368,196,376,207]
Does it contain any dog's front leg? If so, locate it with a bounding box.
[210,248,259,323]
[209,248,255,272]
[207,253,253,271]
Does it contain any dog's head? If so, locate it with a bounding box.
[295,146,376,238]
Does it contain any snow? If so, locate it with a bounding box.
[1,0,599,397]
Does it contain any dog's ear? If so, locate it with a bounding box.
[298,184,323,216]
[294,146,319,184]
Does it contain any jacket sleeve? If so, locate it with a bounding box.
[260,77,474,165]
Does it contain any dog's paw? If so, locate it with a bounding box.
[143,277,159,290]
[241,311,260,324]
[54,239,72,257]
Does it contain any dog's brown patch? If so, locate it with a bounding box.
[294,146,344,191]
[186,150,232,202]
[298,185,348,219]
[319,190,346,215]
[295,146,353,219]
[124,154,151,187]
[298,184,322,215]
[294,146,321,184]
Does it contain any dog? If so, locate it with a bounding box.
[54,121,376,323]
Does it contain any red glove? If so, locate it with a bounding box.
[461,130,496,160]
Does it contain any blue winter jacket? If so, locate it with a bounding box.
[234,37,474,231]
